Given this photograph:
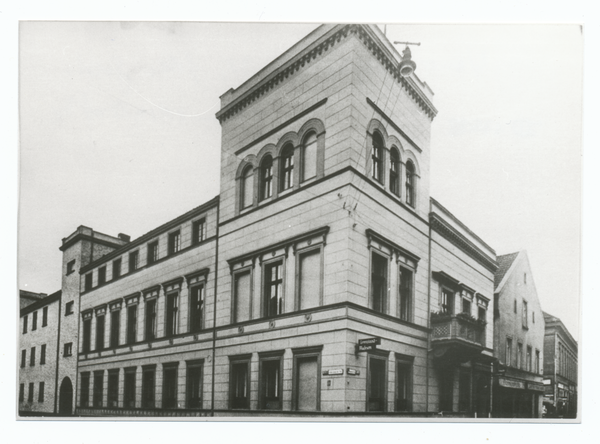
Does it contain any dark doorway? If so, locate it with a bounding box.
[58,377,73,415]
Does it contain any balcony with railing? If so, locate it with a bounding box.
[430,312,486,362]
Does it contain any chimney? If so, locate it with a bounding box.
[118,233,131,242]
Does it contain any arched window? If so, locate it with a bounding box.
[241,165,254,210]
[260,155,273,201]
[280,143,294,191]
[390,147,400,197]
[372,132,384,183]
[302,132,317,181]
[405,160,415,207]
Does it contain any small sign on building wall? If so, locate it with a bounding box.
[322,368,344,376]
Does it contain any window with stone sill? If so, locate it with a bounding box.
[405,160,416,208]
[98,266,107,285]
[193,217,207,245]
[389,146,400,197]
[168,230,181,255]
[371,131,384,184]
[64,342,73,357]
[280,143,294,192]
[147,241,159,265]
[260,155,274,201]
[259,351,284,410]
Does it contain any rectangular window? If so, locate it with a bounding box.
[20,350,26,368]
[165,292,179,337]
[298,249,322,310]
[32,311,37,330]
[84,273,93,291]
[264,261,283,317]
[38,382,45,403]
[439,368,453,411]
[399,267,413,322]
[189,284,204,333]
[527,346,532,372]
[108,369,119,408]
[23,315,27,334]
[193,218,207,244]
[147,241,158,265]
[124,367,136,408]
[259,353,283,410]
[506,338,513,367]
[129,250,139,272]
[462,297,471,315]
[536,349,541,374]
[127,305,137,344]
[241,167,254,209]
[42,306,48,327]
[142,365,156,409]
[371,252,388,314]
[367,354,387,412]
[478,306,486,321]
[28,382,34,403]
[40,344,46,364]
[110,310,120,348]
[514,299,517,314]
[66,259,76,275]
[80,372,90,407]
[395,360,413,412]
[186,360,203,408]
[168,230,181,255]
[458,370,471,412]
[113,258,122,279]
[230,357,250,409]
[96,314,105,351]
[145,299,157,341]
[64,342,73,357]
[19,384,24,402]
[522,300,528,328]
[293,349,321,411]
[82,318,91,353]
[65,301,74,315]
[517,342,523,369]
[93,370,104,407]
[302,133,317,181]
[162,363,179,409]
[233,271,251,323]
[440,288,454,314]
[30,347,36,366]
[98,266,106,285]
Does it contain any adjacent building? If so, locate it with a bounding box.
[492,251,545,418]
[19,290,61,414]
[543,312,578,418]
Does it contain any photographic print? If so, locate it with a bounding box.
[17,22,581,422]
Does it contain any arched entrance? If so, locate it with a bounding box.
[58,377,73,415]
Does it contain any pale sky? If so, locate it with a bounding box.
[18,22,582,340]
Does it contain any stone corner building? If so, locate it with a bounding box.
[22,24,512,417]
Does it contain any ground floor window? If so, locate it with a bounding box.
[124,367,136,408]
[367,353,388,412]
[293,347,321,411]
[458,369,471,412]
[80,372,90,407]
[162,363,179,409]
[259,352,284,410]
[395,356,413,411]
[38,382,45,403]
[142,365,156,409]
[19,383,24,402]
[108,369,119,408]
[230,356,251,409]
[93,370,104,408]
[439,368,454,411]
[186,360,203,408]
[28,382,34,403]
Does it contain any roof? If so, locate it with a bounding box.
[20,290,61,317]
[543,311,578,350]
[494,252,519,289]
[19,290,48,309]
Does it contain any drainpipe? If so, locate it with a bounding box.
[210,200,220,417]
[425,200,433,412]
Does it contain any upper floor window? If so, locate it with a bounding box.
[30,346,36,366]
[22,315,27,334]
[405,160,416,207]
[440,288,454,314]
[165,292,179,337]
[110,308,120,349]
[66,259,76,275]
[264,261,283,317]
[517,342,523,369]
[126,304,137,345]
[233,269,252,324]
[522,300,528,328]
[371,252,388,314]
[40,344,46,364]
[168,230,181,255]
[84,273,92,291]
[145,298,157,341]
[526,346,532,372]
[98,266,107,285]
[64,342,73,357]
[189,284,205,333]
[20,349,26,368]
[301,132,317,181]
[371,132,384,183]
[113,258,122,279]
[398,266,413,322]
[280,143,294,191]
[147,241,159,265]
[129,250,139,272]
[96,313,105,351]
[389,147,400,196]
[82,315,91,353]
[42,306,48,326]
[32,311,38,330]
[260,156,273,201]
[65,301,74,316]
[241,165,254,210]
[193,218,207,244]
[506,338,513,366]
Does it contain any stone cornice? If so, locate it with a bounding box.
[216,24,437,124]
[430,212,498,273]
